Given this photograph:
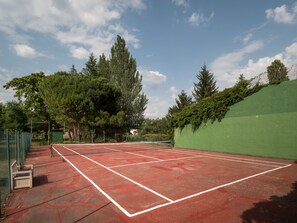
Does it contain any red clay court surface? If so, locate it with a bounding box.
[2,143,297,223]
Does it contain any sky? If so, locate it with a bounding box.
[0,0,297,118]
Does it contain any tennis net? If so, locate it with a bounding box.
[52,142,172,157]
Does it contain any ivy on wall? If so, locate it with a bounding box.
[171,84,266,130]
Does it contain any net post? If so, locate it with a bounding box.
[50,144,53,157]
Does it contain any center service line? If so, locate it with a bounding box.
[103,146,164,161]
[63,146,173,202]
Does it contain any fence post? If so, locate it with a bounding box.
[0,189,3,219]
[5,130,11,191]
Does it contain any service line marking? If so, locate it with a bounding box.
[109,155,203,168]
[102,146,164,161]
[62,146,173,202]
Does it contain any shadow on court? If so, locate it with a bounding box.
[2,146,125,223]
[241,181,297,223]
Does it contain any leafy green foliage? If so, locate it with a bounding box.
[110,111,126,128]
[140,118,170,135]
[39,73,120,140]
[192,65,218,101]
[267,59,289,84]
[171,84,265,130]
[1,101,28,131]
[3,72,49,120]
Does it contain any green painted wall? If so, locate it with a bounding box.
[175,80,297,159]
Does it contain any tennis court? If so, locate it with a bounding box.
[44,143,296,222]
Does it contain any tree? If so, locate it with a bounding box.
[234,74,250,90]
[82,53,99,77]
[69,65,78,75]
[3,72,49,120]
[110,111,126,140]
[39,73,120,141]
[1,101,28,131]
[267,59,289,84]
[168,90,192,116]
[0,102,4,130]
[98,54,110,78]
[108,35,148,128]
[192,65,218,101]
[140,118,170,135]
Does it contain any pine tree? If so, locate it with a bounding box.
[108,35,148,128]
[69,65,78,75]
[82,53,99,77]
[97,54,110,78]
[267,59,289,84]
[168,90,192,116]
[192,65,218,101]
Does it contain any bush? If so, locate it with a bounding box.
[142,133,170,141]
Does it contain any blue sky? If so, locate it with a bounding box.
[0,0,297,118]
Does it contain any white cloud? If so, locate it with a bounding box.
[144,96,172,118]
[0,67,17,103]
[69,46,90,60]
[140,69,167,89]
[242,33,253,43]
[266,3,297,24]
[0,0,145,59]
[211,41,264,80]
[170,86,178,99]
[188,11,214,26]
[211,41,297,89]
[13,44,39,58]
[172,0,188,7]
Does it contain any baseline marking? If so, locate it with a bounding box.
[170,150,289,166]
[62,146,173,202]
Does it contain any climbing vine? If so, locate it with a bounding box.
[171,84,266,130]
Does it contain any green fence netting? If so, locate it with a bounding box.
[0,130,31,219]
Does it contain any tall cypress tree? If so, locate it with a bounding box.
[192,65,218,101]
[107,35,148,128]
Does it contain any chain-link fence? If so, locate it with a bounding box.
[0,130,31,219]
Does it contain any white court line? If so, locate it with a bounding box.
[102,146,164,161]
[54,145,292,218]
[126,152,164,161]
[129,163,292,217]
[109,155,203,168]
[109,148,283,168]
[62,146,173,202]
[196,154,281,168]
[170,149,289,166]
[52,146,134,217]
